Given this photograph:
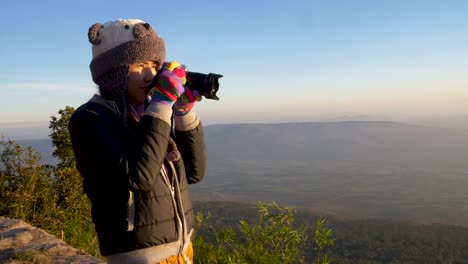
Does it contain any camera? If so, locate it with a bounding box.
[185,71,223,100]
[147,66,223,101]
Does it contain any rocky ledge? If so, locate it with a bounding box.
[0,216,105,264]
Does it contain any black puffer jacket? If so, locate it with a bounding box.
[68,95,206,256]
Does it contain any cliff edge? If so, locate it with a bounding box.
[0,216,104,264]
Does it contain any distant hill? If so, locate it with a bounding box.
[0,121,49,140]
[195,121,468,226]
[16,138,57,165]
[9,121,468,226]
[203,121,468,166]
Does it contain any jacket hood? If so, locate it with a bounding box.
[89,94,122,117]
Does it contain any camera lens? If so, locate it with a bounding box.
[186,72,223,100]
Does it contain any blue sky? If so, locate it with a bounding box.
[1,0,467,125]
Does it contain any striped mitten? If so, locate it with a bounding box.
[151,61,186,106]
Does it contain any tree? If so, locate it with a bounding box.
[48,106,99,256]
[0,136,57,227]
[49,106,82,208]
[49,106,75,167]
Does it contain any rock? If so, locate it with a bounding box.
[0,216,105,264]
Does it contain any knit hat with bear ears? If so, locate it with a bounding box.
[88,19,166,121]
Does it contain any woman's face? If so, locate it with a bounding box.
[127,61,158,105]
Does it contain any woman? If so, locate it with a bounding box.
[68,19,207,264]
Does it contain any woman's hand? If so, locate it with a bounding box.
[173,87,202,116]
[151,61,186,106]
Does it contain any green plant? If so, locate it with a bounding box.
[0,136,58,228]
[193,201,316,264]
[312,218,335,264]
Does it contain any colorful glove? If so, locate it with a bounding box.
[173,87,202,116]
[151,61,186,106]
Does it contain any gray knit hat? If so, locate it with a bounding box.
[88,19,166,85]
[87,19,165,121]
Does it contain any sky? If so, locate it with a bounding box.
[1,0,467,126]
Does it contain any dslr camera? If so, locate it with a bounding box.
[148,64,223,100]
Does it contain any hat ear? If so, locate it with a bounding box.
[133,23,153,39]
[88,23,103,45]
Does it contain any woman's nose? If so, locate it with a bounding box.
[143,68,157,83]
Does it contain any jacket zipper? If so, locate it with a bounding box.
[126,191,135,231]
[161,162,185,241]
[168,161,189,256]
